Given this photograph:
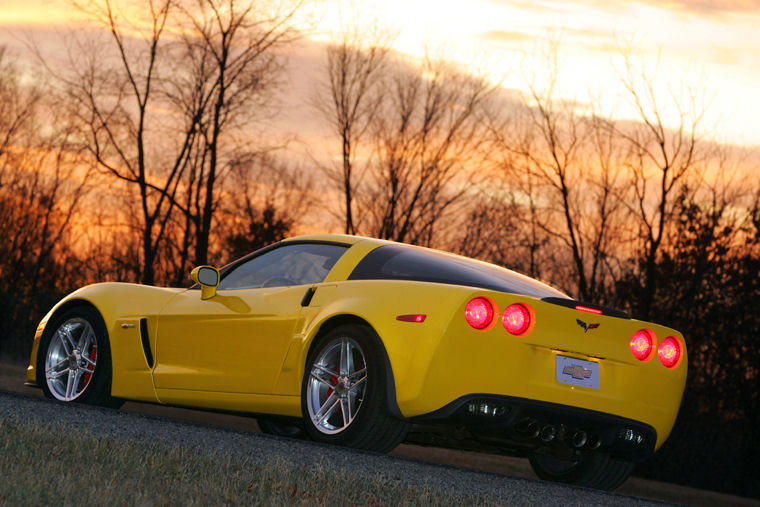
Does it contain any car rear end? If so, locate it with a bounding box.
[403,290,687,461]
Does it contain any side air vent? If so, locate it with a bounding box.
[139,318,154,368]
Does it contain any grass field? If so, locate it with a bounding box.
[2,358,758,506]
[0,418,492,506]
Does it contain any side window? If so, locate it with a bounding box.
[218,243,348,290]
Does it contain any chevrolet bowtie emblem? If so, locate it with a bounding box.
[563,364,592,380]
[576,318,600,333]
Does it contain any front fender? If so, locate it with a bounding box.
[27,283,184,402]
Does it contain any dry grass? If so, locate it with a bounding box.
[0,418,490,506]
[2,358,758,506]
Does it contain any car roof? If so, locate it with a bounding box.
[282,234,389,247]
[282,234,567,299]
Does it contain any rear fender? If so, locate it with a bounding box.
[272,280,469,417]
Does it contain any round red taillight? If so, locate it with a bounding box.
[630,329,655,361]
[502,303,532,335]
[464,297,494,330]
[658,336,681,368]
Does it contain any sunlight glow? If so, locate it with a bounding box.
[1,0,759,144]
[300,0,760,145]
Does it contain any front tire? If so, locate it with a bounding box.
[37,306,123,408]
[528,450,635,490]
[301,324,408,452]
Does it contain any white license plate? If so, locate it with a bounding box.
[556,355,600,389]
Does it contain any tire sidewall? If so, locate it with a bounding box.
[37,305,115,406]
[529,451,588,484]
[529,450,634,490]
[300,324,387,446]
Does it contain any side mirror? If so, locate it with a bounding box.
[190,266,220,300]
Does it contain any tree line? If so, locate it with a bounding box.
[0,0,758,498]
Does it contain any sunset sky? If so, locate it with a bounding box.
[1,0,759,145]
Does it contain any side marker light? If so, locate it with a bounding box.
[396,314,426,323]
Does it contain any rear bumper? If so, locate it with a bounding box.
[410,394,657,461]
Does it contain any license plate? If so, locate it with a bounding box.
[556,355,599,389]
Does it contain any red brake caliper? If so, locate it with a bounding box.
[327,374,338,397]
[84,345,97,385]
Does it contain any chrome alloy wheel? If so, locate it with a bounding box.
[306,337,368,435]
[44,318,98,401]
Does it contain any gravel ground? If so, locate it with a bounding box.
[0,391,667,506]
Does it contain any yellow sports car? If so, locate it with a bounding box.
[25,234,686,490]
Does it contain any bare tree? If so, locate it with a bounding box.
[363,57,494,246]
[55,0,190,285]
[0,48,90,355]
[167,0,304,269]
[478,94,552,279]
[614,48,707,318]
[217,152,313,262]
[313,23,392,234]
[487,42,625,301]
[49,0,303,284]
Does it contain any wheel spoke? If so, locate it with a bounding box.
[346,340,354,376]
[82,356,96,367]
[77,324,94,351]
[47,368,70,380]
[349,367,366,379]
[57,329,72,355]
[314,395,341,426]
[62,326,78,352]
[340,398,349,428]
[72,369,84,398]
[46,358,68,374]
[312,392,337,423]
[349,375,367,391]
[346,393,353,424]
[65,369,75,399]
[313,364,337,377]
[339,339,348,375]
[310,371,332,388]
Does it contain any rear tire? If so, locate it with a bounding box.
[529,450,635,490]
[37,306,123,409]
[301,324,408,453]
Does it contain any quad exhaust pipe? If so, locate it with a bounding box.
[513,419,600,450]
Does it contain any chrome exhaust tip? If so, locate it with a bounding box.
[515,418,541,439]
[571,430,588,448]
[540,425,557,442]
[586,433,601,449]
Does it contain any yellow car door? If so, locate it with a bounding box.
[152,241,350,397]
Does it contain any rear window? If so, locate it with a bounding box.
[348,245,566,298]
